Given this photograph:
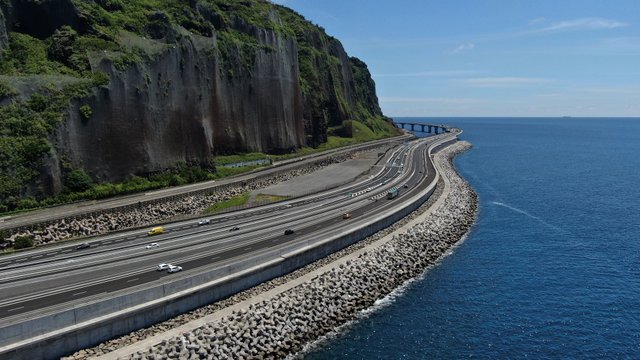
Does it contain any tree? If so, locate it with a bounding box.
[14,235,34,249]
[65,169,94,192]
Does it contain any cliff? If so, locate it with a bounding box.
[0,0,396,211]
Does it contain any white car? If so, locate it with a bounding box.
[146,243,159,249]
[167,264,183,273]
[198,219,211,226]
[156,263,170,271]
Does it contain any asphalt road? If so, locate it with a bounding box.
[0,135,411,231]
[0,135,444,319]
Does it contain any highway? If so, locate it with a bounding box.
[0,134,444,320]
[0,135,411,231]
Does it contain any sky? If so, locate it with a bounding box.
[273,0,640,117]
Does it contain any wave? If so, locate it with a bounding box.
[492,201,567,234]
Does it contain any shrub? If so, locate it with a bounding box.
[16,197,40,210]
[14,235,34,249]
[0,80,18,98]
[79,104,92,121]
[65,169,94,192]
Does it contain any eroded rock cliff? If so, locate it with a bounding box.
[0,0,394,209]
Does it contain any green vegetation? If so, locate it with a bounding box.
[0,78,107,212]
[0,80,18,98]
[13,235,34,250]
[79,104,92,121]
[0,161,269,214]
[64,169,94,192]
[270,118,398,161]
[0,0,398,214]
[255,193,288,204]
[213,152,270,166]
[204,192,250,214]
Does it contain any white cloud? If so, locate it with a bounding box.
[532,18,628,33]
[528,17,547,25]
[449,42,475,54]
[463,77,554,87]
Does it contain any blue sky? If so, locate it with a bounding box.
[274,0,640,117]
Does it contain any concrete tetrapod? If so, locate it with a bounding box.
[73,140,476,360]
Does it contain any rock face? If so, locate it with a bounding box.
[60,30,305,181]
[0,4,7,52]
[0,0,388,188]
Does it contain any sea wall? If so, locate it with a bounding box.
[70,140,477,359]
[0,135,452,360]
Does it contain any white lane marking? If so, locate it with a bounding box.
[61,250,72,253]
[7,306,24,312]
[243,247,252,251]
[15,259,26,262]
[210,256,220,260]
[72,291,86,296]
[46,253,57,256]
[126,278,139,283]
[32,255,43,259]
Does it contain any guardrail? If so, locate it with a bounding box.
[0,132,457,360]
[1,137,407,240]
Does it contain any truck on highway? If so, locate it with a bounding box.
[147,226,164,236]
[387,187,399,199]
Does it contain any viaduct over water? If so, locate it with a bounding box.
[394,121,449,134]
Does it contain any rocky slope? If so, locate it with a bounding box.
[0,0,395,209]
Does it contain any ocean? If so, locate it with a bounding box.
[305,118,640,359]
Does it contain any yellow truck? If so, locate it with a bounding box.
[147,226,164,236]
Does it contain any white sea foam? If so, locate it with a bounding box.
[292,231,473,359]
[492,201,566,234]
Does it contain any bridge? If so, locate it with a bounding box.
[395,121,449,134]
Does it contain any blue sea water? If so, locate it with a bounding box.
[305,118,640,359]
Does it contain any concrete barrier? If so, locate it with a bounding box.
[1,136,408,236]
[0,133,456,360]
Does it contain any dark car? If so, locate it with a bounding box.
[229,226,240,232]
[284,229,295,235]
[76,242,90,250]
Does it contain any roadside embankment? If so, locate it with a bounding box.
[5,148,386,247]
[75,140,476,360]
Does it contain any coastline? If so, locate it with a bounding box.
[68,140,478,360]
